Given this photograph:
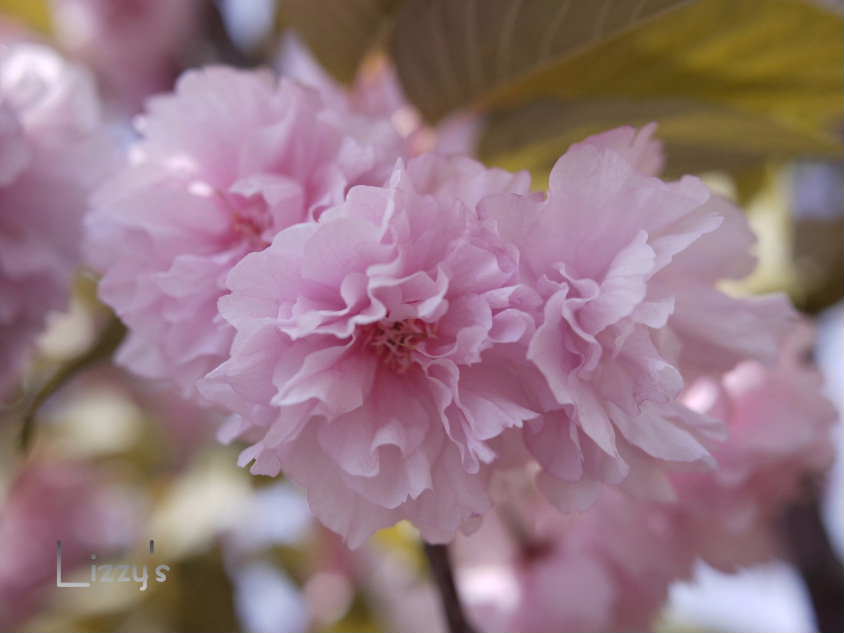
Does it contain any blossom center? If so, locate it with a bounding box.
[231,202,272,249]
[360,318,435,373]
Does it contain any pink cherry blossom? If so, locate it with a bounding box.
[478,126,795,512]
[277,34,415,159]
[0,461,135,629]
[200,154,536,547]
[674,325,838,570]
[0,42,111,395]
[454,473,695,633]
[277,33,481,159]
[51,0,202,111]
[454,324,836,633]
[88,67,404,400]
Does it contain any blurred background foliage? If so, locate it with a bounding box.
[0,1,841,632]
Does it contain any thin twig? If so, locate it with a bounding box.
[18,316,126,452]
[423,542,478,633]
[780,488,844,633]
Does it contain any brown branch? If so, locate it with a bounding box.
[18,315,126,452]
[780,491,844,633]
[423,542,478,633]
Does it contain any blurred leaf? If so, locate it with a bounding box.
[0,0,51,33]
[148,544,239,633]
[732,163,771,207]
[480,97,842,183]
[391,0,694,121]
[477,0,842,177]
[283,0,401,82]
[485,0,842,122]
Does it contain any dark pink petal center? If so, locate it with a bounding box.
[228,197,272,250]
[359,317,436,373]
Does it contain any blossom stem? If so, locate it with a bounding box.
[423,542,478,633]
[18,315,125,452]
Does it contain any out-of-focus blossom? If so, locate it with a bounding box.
[455,474,695,633]
[50,0,202,111]
[0,42,112,395]
[675,325,838,570]
[277,33,481,158]
[455,325,835,633]
[479,125,795,512]
[200,154,535,547]
[277,34,414,159]
[88,67,404,401]
[0,461,135,629]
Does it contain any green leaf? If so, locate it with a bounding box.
[392,0,841,177]
[282,0,401,83]
[481,0,843,177]
[391,0,694,121]
[486,0,843,129]
[479,97,842,182]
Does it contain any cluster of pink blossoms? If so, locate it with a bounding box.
[0,41,111,395]
[87,63,831,559]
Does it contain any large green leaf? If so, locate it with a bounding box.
[479,97,842,182]
[391,0,841,176]
[486,0,842,127]
[391,0,695,122]
[282,0,400,83]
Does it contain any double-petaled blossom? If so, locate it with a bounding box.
[478,125,795,512]
[0,42,111,395]
[88,67,405,400]
[200,154,537,547]
[88,55,815,553]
